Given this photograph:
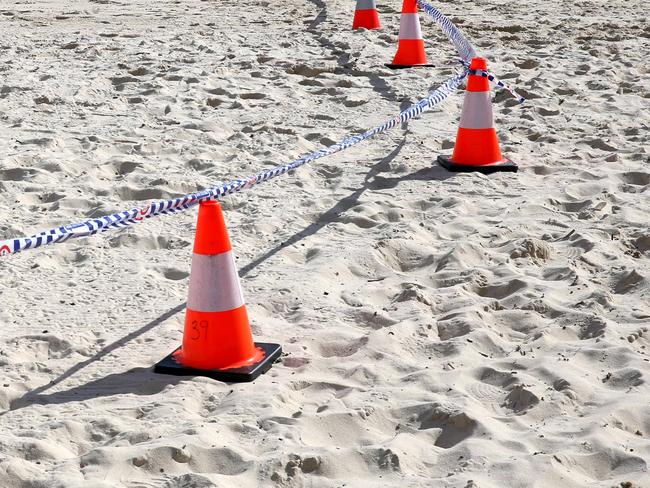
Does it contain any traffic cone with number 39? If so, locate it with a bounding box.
[154,200,281,382]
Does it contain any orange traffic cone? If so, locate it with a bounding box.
[438,57,518,174]
[353,0,380,30]
[386,0,433,69]
[154,200,281,382]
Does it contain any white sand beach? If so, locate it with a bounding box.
[0,0,648,486]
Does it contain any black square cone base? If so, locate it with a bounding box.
[385,63,436,70]
[437,155,518,174]
[154,342,282,383]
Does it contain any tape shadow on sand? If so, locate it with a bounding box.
[239,136,453,278]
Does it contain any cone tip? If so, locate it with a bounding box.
[194,200,231,255]
[470,57,488,71]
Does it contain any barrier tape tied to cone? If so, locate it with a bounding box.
[465,62,526,105]
[439,57,518,174]
[408,0,524,103]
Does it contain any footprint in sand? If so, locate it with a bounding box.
[618,171,650,187]
[473,278,527,300]
[602,368,643,389]
[412,404,478,448]
[502,384,540,413]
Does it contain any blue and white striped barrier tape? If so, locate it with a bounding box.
[416,0,476,63]
[0,70,469,257]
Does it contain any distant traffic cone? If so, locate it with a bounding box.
[154,200,281,382]
[386,0,433,69]
[353,0,381,30]
[437,58,518,174]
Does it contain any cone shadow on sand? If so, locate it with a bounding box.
[7,368,181,412]
[306,0,327,30]
[3,304,186,415]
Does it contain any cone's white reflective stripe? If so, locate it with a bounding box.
[356,0,376,10]
[187,252,245,313]
[459,91,494,129]
[399,13,423,40]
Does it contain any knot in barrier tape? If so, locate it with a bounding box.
[465,62,526,104]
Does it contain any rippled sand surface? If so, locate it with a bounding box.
[0,1,648,486]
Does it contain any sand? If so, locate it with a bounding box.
[0,0,649,487]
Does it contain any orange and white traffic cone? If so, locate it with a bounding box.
[386,0,433,69]
[438,57,518,174]
[353,0,381,30]
[154,200,281,382]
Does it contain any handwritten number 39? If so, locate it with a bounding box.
[191,320,209,340]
